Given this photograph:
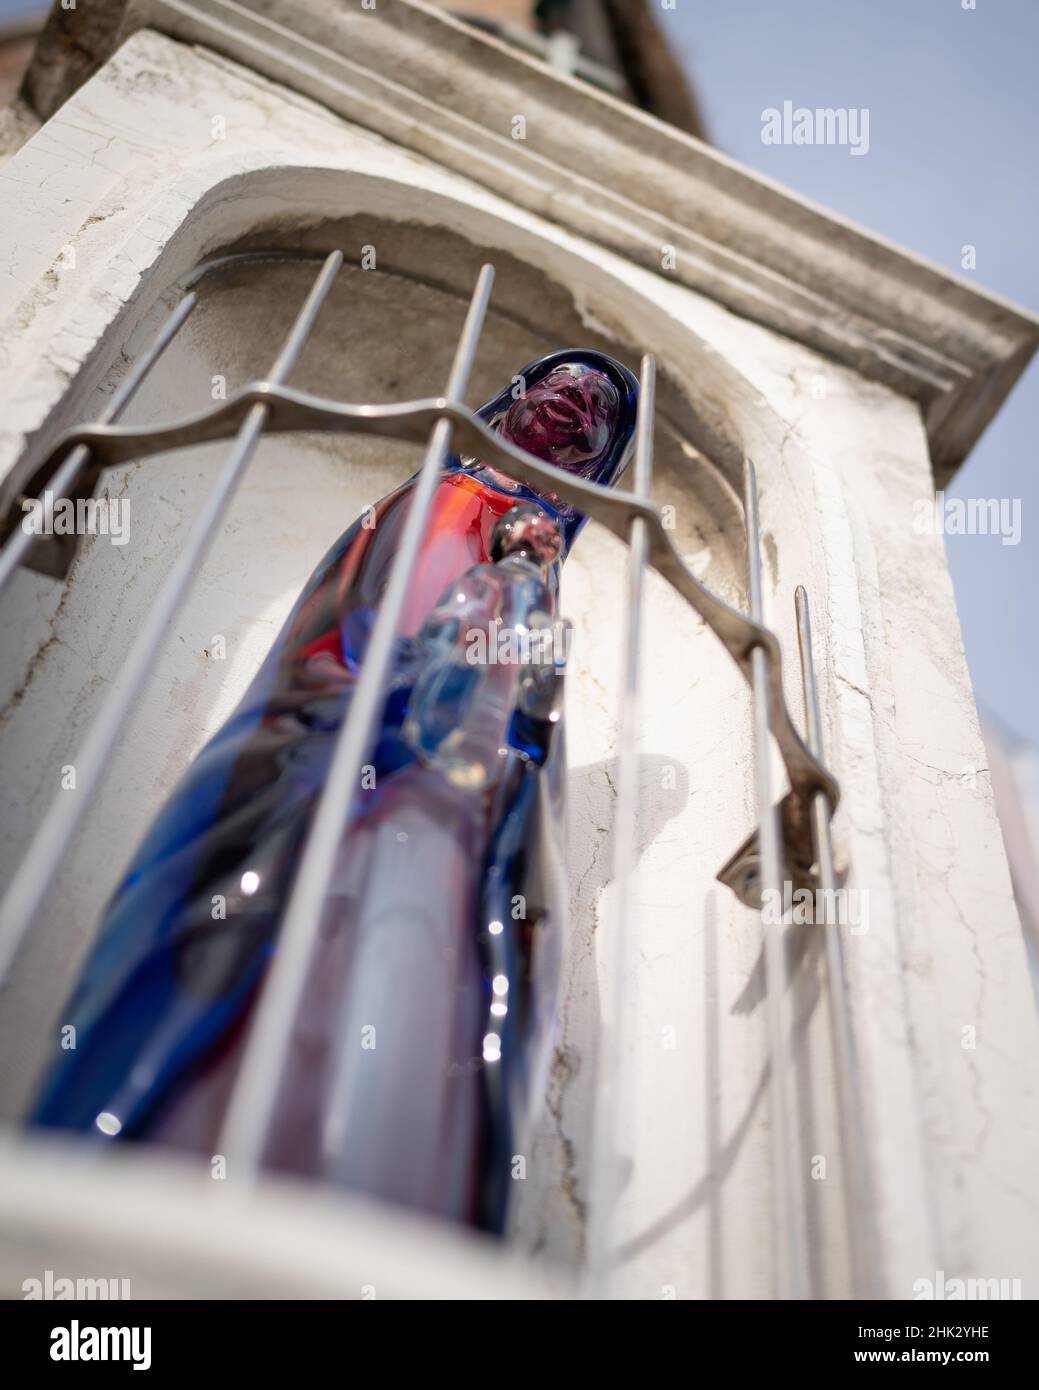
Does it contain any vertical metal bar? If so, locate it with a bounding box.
[743,458,806,1300]
[219,265,497,1174]
[0,254,343,986]
[0,295,197,596]
[585,356,655,1298]
[795,584,874,1296]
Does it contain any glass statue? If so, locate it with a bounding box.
[31,349,640,1232]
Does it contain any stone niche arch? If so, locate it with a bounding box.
[0,160,798,1290]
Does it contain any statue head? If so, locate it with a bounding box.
[499,364,621,472]
[472,349,640,547]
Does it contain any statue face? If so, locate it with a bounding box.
[499,363,620,470]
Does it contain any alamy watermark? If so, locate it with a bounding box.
[50,1321,151,1371]
[465,619,571,667]
[761,881,869,933]
[912,1269,1022,1301]
[761,101,870,156]
[23,1268,131,1300]
[913,492,1021,546]
[22,491,130,546]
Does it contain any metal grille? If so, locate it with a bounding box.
[0,253,868,1296]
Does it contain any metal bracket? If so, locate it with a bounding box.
[717,787,844,909]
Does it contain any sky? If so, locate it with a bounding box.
[660,0,1038,745]
[1,0,1035,739]
[0,0,41,24]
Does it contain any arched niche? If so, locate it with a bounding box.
[0,166,802,1291]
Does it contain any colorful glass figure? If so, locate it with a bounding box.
[31,349,640,1231]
